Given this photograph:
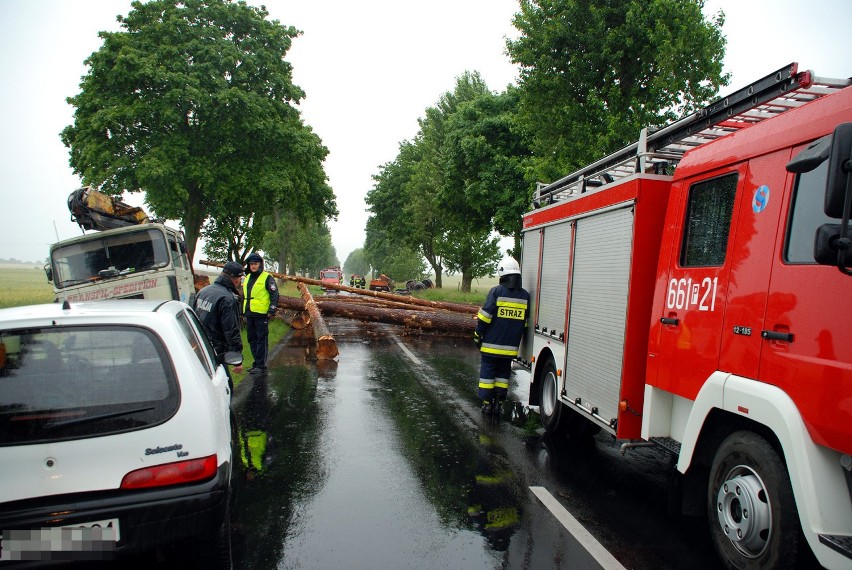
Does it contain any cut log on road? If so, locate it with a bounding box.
[297,283,339,360]
[198,260,479,314]
[316,293,449,313]
[276,296,476,335]
[285,273,479,313]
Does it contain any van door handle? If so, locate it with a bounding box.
[661,317,679,326]
[761,330,794,342]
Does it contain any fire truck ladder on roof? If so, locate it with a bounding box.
[533,62,852,207]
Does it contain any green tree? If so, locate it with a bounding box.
[363,217,395,277]
[367,140,449,287]
[442,225,500,293]
[423,72,504,291]
[261,212,336,276]
[507,0,728,180]
[61,0,336,265]
[201,213,264,265]
[381,249,427,284]
[343,248,371,277]
[440,86,533,257]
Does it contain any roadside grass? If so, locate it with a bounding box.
[408,273,497,306]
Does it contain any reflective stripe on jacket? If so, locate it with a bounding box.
[476,284,530,358]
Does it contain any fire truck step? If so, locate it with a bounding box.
[818,534,852,559]
[649,436,681,456]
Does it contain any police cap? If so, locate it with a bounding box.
[222,261,245,277]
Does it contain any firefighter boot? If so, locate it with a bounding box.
[493,396,504,417]
[481,400,493,414]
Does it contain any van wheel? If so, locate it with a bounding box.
[708,431,799,570]
[538,359,564,433]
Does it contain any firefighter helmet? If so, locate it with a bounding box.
[497,257,521,277]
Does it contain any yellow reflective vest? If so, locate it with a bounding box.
[243,271,272,314]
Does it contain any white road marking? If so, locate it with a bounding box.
[395,338,422,366]
[529,486,627,570]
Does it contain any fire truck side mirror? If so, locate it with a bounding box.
[823,122,852,219]
[813,224,852,268]
[43,264,53,283]
[786,134,831,174]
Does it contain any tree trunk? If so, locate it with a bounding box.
[183,183,206,272]
[199,260,480,314]
[461,272,473,293]
[297,283,339,360]
[276,296,475,335]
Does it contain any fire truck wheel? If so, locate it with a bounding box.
[707,431,799,570]
[538,358,565,434]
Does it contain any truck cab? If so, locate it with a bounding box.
[46,223,195,305]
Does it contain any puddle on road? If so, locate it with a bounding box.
[230,322,532,569]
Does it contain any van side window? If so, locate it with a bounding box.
[175,311,213,377]
[785,160,830,263]
[680,174,738,267]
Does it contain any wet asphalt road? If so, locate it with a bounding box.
[228,316,723,570]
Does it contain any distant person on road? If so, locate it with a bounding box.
[194,261,245,381]
[474,257,530,415]
[242,252,279,374]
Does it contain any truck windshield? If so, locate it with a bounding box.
[51,228,170,288]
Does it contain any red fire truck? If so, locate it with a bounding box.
[519,63,851,570]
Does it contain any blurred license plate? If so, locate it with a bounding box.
[60,518,121,542]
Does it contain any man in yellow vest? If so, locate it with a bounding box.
[242,252,279,374]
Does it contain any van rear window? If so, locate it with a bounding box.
[0,326,178,445]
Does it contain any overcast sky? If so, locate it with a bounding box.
[0,0,850,265]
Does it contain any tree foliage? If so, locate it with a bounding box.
[366,72,520,292]
[507,0,728,180]
[343,248,371,277]
[61,0,337,264]
[439,86,532,256]
[201,213,263,265]
[260,210,337,277]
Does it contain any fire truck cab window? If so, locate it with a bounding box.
[785,159,831,263]
[680,174,738,267]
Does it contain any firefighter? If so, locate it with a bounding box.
[242,252,280,374]
[474,257,529,414]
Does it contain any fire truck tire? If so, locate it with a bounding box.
[538,359,565,434]
[707,431,800,570]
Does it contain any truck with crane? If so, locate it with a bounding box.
[44,187,196,305]
[519,63,852,570]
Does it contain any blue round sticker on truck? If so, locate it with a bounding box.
[753,185,770,213]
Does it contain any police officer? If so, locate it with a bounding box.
[474,257,530,414]
[242,252,279,374]
[194,261,245,378]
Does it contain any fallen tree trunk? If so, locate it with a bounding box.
[276,296,475,335]
[312,293,450,313]
[199,260,479,314]
[297,283,339,360]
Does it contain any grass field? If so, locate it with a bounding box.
[0,264,55,308]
